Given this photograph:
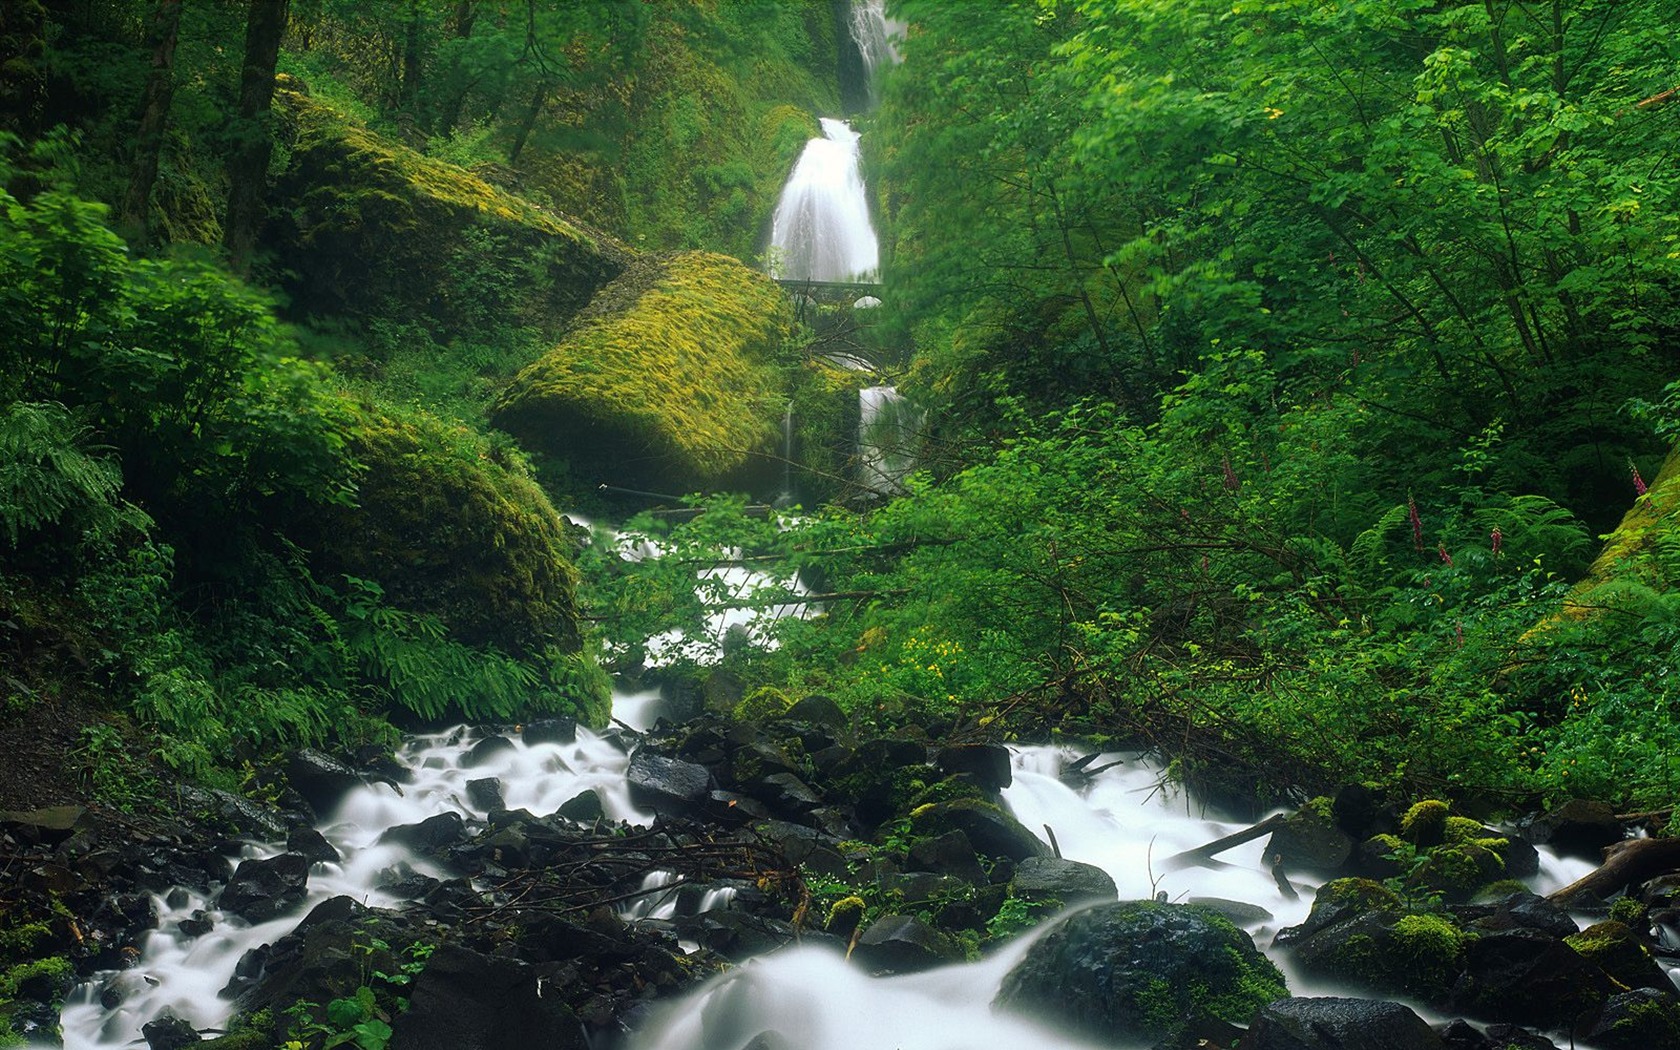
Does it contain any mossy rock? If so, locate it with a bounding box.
[297,402,605,722]
[268,77,631,335]
[1565,920,1672,991]
[493,251,796,491]
[733,686,795,721]
[1400,799,1451,846]
[994,901,1287,1047]
[1279,880,1469,1004]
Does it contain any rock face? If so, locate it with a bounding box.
[492,252,796,491]
[994,901,1287,1046]
[217,854,311,923]
[388,944,588,1050]
[269,78,629,336]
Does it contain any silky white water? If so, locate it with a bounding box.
[858,384,922,495]
[767,118,879,283]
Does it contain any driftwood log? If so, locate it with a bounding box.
[1545,837,1680,906]
[1165,814,1287,871]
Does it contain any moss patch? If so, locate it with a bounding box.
[269,77,631,335]
[492,251,796,491]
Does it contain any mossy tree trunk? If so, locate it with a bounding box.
[223,0,289,274]
[120,0,183,247]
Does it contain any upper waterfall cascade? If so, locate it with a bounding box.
[767,118,879,283]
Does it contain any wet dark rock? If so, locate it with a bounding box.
[178,914,213,937]
[781,694,846,728]
[522,717,578,746]
[5,999,63,1043]
[558,789,605,822]
[1563,919,1671,991]
[1332,783,1397,840]
[1285,908,1466,1004]
[466,777,504,812]
[1268,805,1356,873]
[0,804,87,845]
[285,748,372,816]
[1188,897,1275,926]
[230,898,419,1013]
[1452,891,1578,939]
[754,772,823,816]
[1576,988,1680,1050]
[178,785,288,839]
[1237,997,1442,1050]
[464,734,516,768]
[287,826,341,865]
[218,853,311,923]
[935,744,1012,792]
[388,943,586,1050]
[379,811,468,854]
[1008,855,1118,905]
[907,830,988,885]
[911,798,1047,863]
[995,900,1286,1047]
[627,748,713,817]
[1519,800,1623,861]
[1446,927,1611,1028]
[1441,1023,1561,1050]
[852,914,964,974]
[141,1014,200,1050]
[376,866,441,900]
[672,911,841,963]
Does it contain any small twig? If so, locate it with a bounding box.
[1043,824,1062,860]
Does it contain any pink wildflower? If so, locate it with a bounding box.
[1490,525,1503,556]
[1438,541,1453,566]
[1408,495,1424,552]
[1222,455,1240,492]
[1455,621,1464,647]
[1633,462,1648,496]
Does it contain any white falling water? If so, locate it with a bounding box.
[858,384,921,495]
[848,0,905,95]
[768,118,879,283]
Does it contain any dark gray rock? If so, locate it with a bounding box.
[557,789,605,822]
[378,812,467,854]
[218,853,310,923]
[141,1015,199,1050]
[1188,897,1275,926]
[388,944,586,1050]
[907,830,988,885]
[463,734,516,768]
[1454,891,1577,938]
[178,785,288,839]
[285,748,369,815]
[1519,800,1623,861]
[911,799,1047,863]
[521,717,578,746]
[1236,997,1441,1050]
[995,901,1287,1047]
[627,749,713,817]
[1446,927,1611,1028]
[287,826,341,865]
[1575,988,1680,1050]
[1268,808,1356,873]
[852,914,964,974]
[781,694,846,728]
[935,744,1012,791]
[465,777,504,812]
[1009,856,1118,905]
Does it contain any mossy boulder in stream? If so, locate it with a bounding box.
[268,77,630,334]
[994,901,1286,1047]
[298,403,608,724]
[493,251,796,491]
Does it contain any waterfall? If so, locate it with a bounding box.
[767,118,879,283]
[846,0,904,104]
[858,384,921,496]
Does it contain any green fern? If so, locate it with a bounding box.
[0,401,125,547]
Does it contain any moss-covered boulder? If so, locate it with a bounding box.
[1275,878,1470,1003]
[492,251,796,491]
[297,402,606,722]
[1548,443,1680,622]
[268,77,630,335]
[994,901,1287,1047]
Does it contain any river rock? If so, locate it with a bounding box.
[1445,927,1611,1027]
[287,826,341,865]
[1009,856,1118,905]
[558,788,605,822]
[935,744,1012,791]
[1237,997,1442,1050]
[464,734,516,768]
[911,798,1047,863]
[379,811,468,858]
[852,914,964,974]
[466,777,504,812]
[178,784,289,839]
[1268,805,1356,873]
[286,748,370,815]
[994,900,1287,1046]
[0,805,86,845]
[522,716,577,745]
[140,1015,199,1050]
[781,694,846,728]
[388,944,587,1050]
[1451,891,1576,939]
[1575,988,1680,1049]
[906,830,988,885]
[218,853,311,923]
[627,749,714,816]
[1518,799,1622,860]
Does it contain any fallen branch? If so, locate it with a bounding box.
[1546,837,1680,907]
[1165,814,1288,871]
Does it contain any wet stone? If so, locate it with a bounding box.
[466,777,505,812]
[464,734,517,768]
[288,826,341,865]
[558,788,605,822]
[141,1015,199,1050]
[1237,997,1442,1050]
[218,853,311,923]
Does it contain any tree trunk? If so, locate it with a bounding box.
[432,0,478,136]
[223,0,290,275]
[120,0,184,246]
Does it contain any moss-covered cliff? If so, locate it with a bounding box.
[492,251,796,493]
[267,78,632,336]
